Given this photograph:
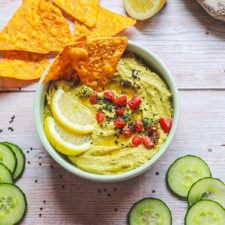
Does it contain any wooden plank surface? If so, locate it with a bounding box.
[0,91,225,225]
[0,0,225,225]
[1,0,225,91]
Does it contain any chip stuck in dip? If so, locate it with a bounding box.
[43,38,173,175]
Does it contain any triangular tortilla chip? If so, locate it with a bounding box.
[75,7,136,38]
[43,47,75,83]
[43,36,87,83]
[0,51,49,80]
[44,37,128,91]
[53,0,99,27]
[0,0,73,54]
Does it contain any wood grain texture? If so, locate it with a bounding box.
[0,0,225,90]
[0,0,225,225]
[0,91,225,225]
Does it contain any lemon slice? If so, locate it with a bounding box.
[51,88,95,134]
[45,116,91,156]
[123,0,166,20]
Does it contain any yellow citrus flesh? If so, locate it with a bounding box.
[51,88,95,134]
[123,0,166,20]
[44,116,91,156]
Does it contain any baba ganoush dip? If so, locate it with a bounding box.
[44,53,173,175]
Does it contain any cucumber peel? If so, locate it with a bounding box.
[0,183,27,225]
[185,199,225,225]
[2,142,26,180]
[128,198,172,225]
[0,143,17,174]
[188,177,225,208]
[166,155,211,198]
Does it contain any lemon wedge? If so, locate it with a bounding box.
[51,88,95,134]
[44,116,91,156]
[123,0,166,20]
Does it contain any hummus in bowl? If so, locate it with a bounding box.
[34,41,179,182]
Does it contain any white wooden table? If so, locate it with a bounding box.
[0,0,225,224]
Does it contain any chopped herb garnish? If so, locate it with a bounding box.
[121,80,132,88]
[77,86,92,98]
[131,69,140,80]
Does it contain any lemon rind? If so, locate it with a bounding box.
[45,116,91,156]
[123,0,166,20]
[51,88,95,135]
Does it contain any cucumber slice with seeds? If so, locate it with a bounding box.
[166,155,211,198]
[0,163,13,184]
[0,144,17,174]
[2,142,26,180]
[188,177,225,208]
[0,183,27,225]
[128,198,172,225]
[185,200,225,225]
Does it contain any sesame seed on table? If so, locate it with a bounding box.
[0,0,225,224]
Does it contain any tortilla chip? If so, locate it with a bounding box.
[53,0,99,27]
[43,35,88,83]
[0,51,49,80]
[44,37,128,91]
[75,7,136,38]
[43,47,75,83]
[0,0,73,54]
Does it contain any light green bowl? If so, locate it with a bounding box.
[34,41,180,182]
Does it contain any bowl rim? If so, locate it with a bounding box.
[34,40,180,182]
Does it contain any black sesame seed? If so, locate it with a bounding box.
[35,180,38,183]
[114,208,118,212]
[155,172,159,176]
[59,174,63,178]
[30,147,33,150]
[39,163,42,166]
[113,187,117,192]
[107,193,111,197]
[43,200,46,204]
[27,161,31,164]
[152,190,155,193]
[98,189,101,194]
[38,156,42,159]
[61,185,65,189]
[39,214,42,218]
[0,129,2,133]
[26,151,29,154]
[40,208,43,211]
[104,188,107,192]
[50,165,54,168]
[8,127,14,132]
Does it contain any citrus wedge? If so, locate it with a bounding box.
[123,0,166,20]
[44,116,91,156]
[51,88,95,134]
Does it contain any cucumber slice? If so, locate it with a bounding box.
[0,144,17,174]
[0,184,27,225]
[128,198,172,225]
[188,177,225,208]
[166,155,211,198]
[185,200,225,225]
[0,163,13,184]
[2,142,26,180]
